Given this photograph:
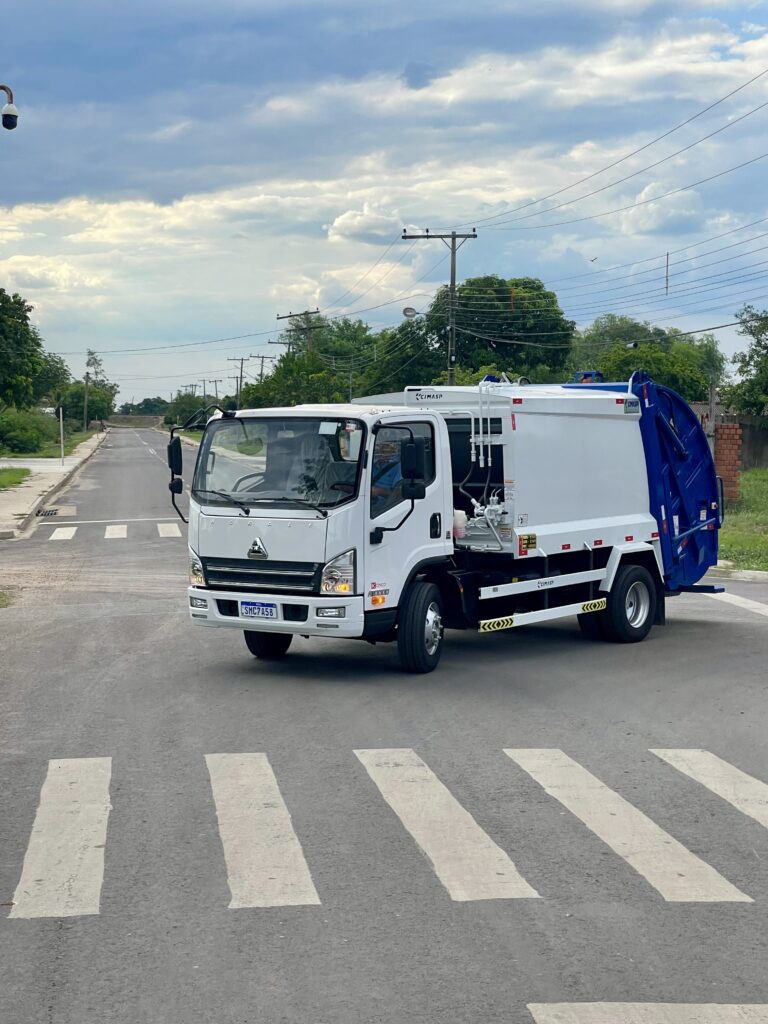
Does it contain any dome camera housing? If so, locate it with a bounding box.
[2,103,18,130]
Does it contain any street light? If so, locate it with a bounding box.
[1,84,18,130]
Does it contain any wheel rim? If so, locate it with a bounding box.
[424,601,443,656]
[625,580,650,628]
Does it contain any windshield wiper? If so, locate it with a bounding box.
[194,488,250,515]
[250,496,328,518]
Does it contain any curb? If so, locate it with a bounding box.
[708,566,768,583]
[2,432,109,539]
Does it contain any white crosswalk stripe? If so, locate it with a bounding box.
[704,592,768,618]
[104,524,127,539]
[652,749,768,829]
[157,522,182,537]
[505,749,751,903]
[7,747,767,919]
[205,753,320,908]
[9,758,112,919]
[527,1004,768,1023]
[355,748,539,901]
[49,526,77,540]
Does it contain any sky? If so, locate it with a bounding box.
[2,0,768,403]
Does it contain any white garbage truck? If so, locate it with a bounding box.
[167,371,724,673]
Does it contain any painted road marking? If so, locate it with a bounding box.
[205,753,320,909]
[705,591,768,618]
[527,1004,768,1023]
[157,522,182,538]
[49,526,77,540]
[43,517,180,525]
[104,524,127,539]
[147,447,156,455]
[505,749,751,903]
[652,749,768,829]
[354,748,539,901]
[9,758,112,919]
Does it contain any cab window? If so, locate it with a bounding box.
[370,423,435,519]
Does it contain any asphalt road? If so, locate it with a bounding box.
[1,427,767,1024]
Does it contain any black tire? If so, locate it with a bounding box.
[397,581,444,674]
[577,607,607,640]
[244,631,293,659]
[603,564,657,643]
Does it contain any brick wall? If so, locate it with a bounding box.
[715,422,742,504]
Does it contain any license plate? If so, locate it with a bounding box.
[240,601,277,619]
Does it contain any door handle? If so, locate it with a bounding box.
[430,512,441,538]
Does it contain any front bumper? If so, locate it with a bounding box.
[187,587,366,638]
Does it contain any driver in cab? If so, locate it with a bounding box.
[371,436,403,514]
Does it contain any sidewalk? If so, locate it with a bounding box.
[0,432,107,540]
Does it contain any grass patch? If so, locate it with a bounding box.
[0,467,31,490]
[0,592,12,609]
[2,430,97,458]
[719,468,768,572]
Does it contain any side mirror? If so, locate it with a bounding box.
[402,480,426,500]
[400,437,427,481]
[169,477,184,495]
[167,436,183,475]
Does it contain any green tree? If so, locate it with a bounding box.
[61,382,117,423]
[598,340,709,401]
[33,352,72,405]
[427,275,574,378]
[0,289,45,408]
[722,305,768,416]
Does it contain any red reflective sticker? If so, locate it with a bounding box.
[562,543,571,550]
[513,398,523,405]
[651,531,659,539]
[594,539,603,546]
[511,413,516,431]
[625,535,633,541]
[616,398,625,404]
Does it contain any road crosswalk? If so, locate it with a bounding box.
[526,1005,768,1023]
[46,521,182,541]
[5,747,767,920]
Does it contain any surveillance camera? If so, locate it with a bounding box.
[2,103,19,130]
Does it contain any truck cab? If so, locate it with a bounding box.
[178,404,454,668]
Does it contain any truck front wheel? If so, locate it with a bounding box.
[397,581,444,674]
[244,631,293,659]
[603,564,657,643]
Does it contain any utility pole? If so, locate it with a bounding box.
[250,354,275,383]
[199,379,208,404]
[276,309,320,354]
[707,375,717,456]
[227,357,251,409]
[402,228,477,384]
[83,372,89,431]
[208,379,222,400]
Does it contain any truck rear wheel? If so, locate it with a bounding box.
[603,564,657,643]
[397,581,444,674]
[244,631,293,659]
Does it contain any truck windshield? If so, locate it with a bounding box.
[192,416,365,511]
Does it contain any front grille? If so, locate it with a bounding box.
[201,557,321,594]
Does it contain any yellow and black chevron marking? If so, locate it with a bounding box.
[581,598,607,613]
[479,615,516,633]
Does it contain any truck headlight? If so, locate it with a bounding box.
[321,549,356,594]
[189,552,205,586]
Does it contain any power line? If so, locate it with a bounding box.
[443,65,768,231]
[474,98,768,231]
[486,150,768,231]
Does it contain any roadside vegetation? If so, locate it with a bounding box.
[0,467,31,490]
[0,592,12,609]
[0,428,97,459]
[1,287,118,456]
[719,469,768,572]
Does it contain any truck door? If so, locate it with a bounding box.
[364,419,451,610]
